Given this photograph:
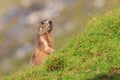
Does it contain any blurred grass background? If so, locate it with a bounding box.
[0,0,20,16]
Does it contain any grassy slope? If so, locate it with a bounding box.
[3,8,120,80]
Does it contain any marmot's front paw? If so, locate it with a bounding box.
[46,48,54,54]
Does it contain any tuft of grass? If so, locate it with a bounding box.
[46,56,66,72]
[2,8,120,80]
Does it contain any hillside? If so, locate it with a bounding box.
[2,8,120,80]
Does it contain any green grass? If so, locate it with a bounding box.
[2,8,120,80]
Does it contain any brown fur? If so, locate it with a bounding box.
[30,19,53,66]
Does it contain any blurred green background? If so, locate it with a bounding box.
[0,0,120,75]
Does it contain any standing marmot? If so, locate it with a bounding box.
[30,19,54,66]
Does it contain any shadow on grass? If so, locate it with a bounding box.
[87,68,120,80]
[87,73,120,80]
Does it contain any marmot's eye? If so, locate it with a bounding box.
[41,22,44,25]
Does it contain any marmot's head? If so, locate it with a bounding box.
[37,19,53,34]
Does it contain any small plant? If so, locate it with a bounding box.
[46,56,66,72]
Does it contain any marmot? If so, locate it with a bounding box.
[30,19,54,66]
